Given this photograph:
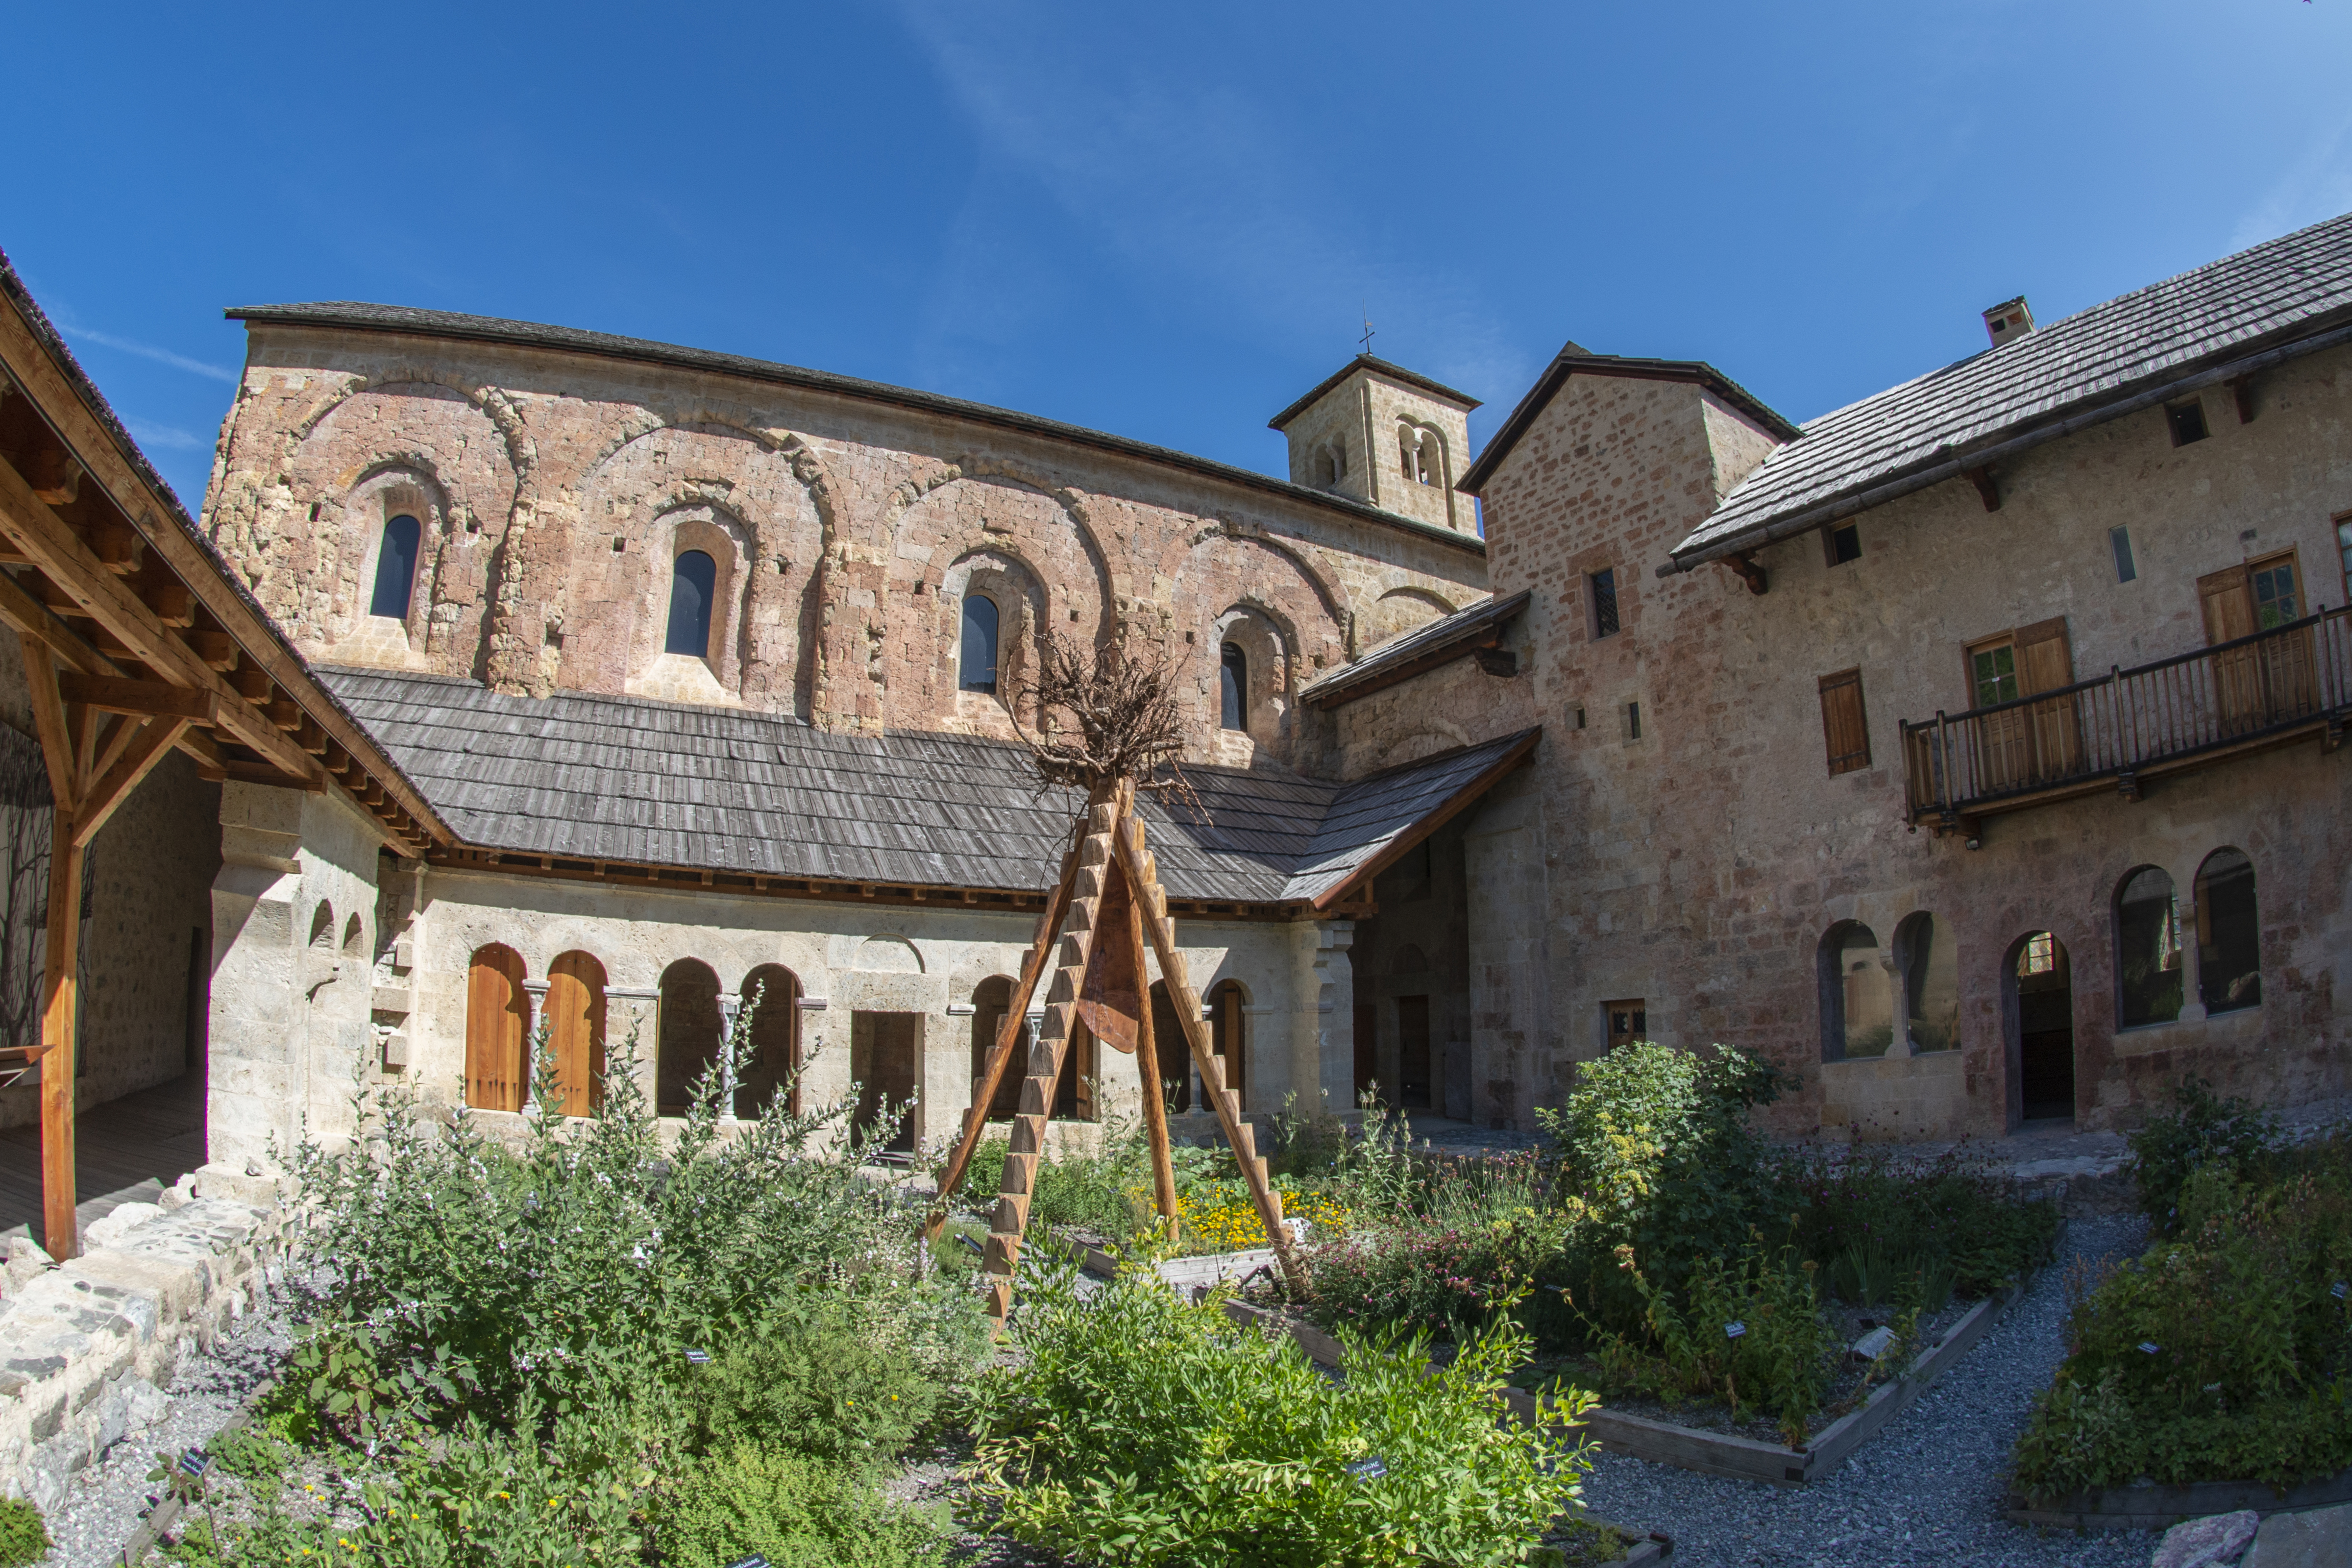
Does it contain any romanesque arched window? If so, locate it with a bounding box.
[1220,642,1247,730]
[961,593,1000,694]
[545,951,608,1117]
[2196,848,2261,1014]
[1892,911,1959,1052]
[655,957,723,1115]
[465,943,530,1112]
[369,514,420,619]
[1818,920,1888,1060]
[2115,866,2184,1028]
[664,550,717,658]
[736,963,801,1119]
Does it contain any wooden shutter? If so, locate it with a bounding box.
[1817,669,1870,776]
[2198,565,2263,730]
[2015,618,2082,777]
[2199,565,2255,645]
[465,945,529,1112]
[545,952,607,1118]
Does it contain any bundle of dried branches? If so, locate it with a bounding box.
[1012,630,1201,814]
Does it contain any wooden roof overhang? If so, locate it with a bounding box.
[0,270,447,858]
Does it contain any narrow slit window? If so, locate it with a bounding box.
[1590,568,1620,639]
[370,514,420,619]
[959,594,1000,693]
[2109,525,2137,584]
[1220,643,1247,730]
[664,549,717,657]
[1626,700,1642,740]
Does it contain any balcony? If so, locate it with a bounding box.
[1901,605,2352,832]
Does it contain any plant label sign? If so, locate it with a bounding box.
[1346,1457,1389,1481]
[726,1557,770,1568]
[177,1449,213,1479]
[2138,1341,2161,1355]
[2332,1281,2348,1301]
[1724,1321,1747,1340]
[684,1348,712,1365]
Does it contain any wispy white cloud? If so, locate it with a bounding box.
[883,1,1536,406]
[122,417,206,452]
[56,321,237,383]
[2231,110,2352,250]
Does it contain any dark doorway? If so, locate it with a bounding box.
[1397,995,1432,1109]
[2013,933,2075,1123]
[1353,1001,1376,1106]
[1150,983,1190,1113]
[969,977,1026,1121]
[852,1011,920,1153]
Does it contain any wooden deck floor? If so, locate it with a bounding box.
[0,1074,207,1242]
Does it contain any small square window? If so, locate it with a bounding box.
[1603,999,1647,1051]
[2166,400,2208,447]
[2109,525,2136,584]
[1827,522,1861,566]
[1572,705,1587,731]
[1589,568,1620,638]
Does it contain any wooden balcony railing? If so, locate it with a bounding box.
[1901,605,2352,830]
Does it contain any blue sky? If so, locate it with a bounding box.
[5,1,2350,513]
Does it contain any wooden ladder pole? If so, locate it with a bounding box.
[1125,811,1181,1226]
[978,784,1123,1330]
[923,813,1087,1245]
[1112,811,1305,1296]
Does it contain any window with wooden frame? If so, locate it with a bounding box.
[1817,668,1870,775]
[1603,999,1646,1052]
[2199,549,2316,728]
[1964,618,2080,787]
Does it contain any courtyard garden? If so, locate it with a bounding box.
[138,1003,1602,1568]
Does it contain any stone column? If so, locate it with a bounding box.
[521,979,551,1109]
[715,991,743,1124]
[1877,954,1914,1058]
[1304,920,1355,1116]
[2176,898,2209,1023]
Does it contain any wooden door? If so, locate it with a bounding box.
[464,945,530,1111]
[543,952,606,1118]
[2200,564,2262,731]
[2015,618,2082,780]
[1397,995,1431,1109]
[1966,636,2031,792]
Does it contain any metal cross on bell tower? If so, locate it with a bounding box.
[1358,308,1375,358]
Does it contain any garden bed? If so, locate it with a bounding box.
[2003,1465,2352,1532]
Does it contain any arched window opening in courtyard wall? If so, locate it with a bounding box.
[736,964,801,1118]
[970,976,1027,1120]
[2196,848,2262,1013]
[1818,921,1889,1060]
[370,513,420,619]
[545,951,608,1117]
[1209,980,1247,1106]
[665,549,718,658]
[656,957,724,1115]
[2115,866,2185,1027]
[1893,912,1959,1052]
[465,943,530,1112]
[960,594,1000,694]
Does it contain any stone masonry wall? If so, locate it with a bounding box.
[201,328,1492,777]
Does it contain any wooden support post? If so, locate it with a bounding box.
[923,815,1086,1245]
[18,637,82,1263]
[1126,817,1180,1226]
[1113,811,1305,1296]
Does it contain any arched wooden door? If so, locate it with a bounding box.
[544,951,608,1118]
[465,944,530,1111]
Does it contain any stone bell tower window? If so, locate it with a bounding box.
[369,513,420,619]
[665,549,717,657]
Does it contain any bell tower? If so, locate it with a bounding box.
[1268,356,1481,533]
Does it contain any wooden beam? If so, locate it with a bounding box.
[190,630,238,671]
[74,716,192,847]
[87,519,143,574]
[1964,465,2001,512]
[2230,376,2256,424]
[0,460,318,783]
[18,636,77,807]
[58,674,220,726]
[40,820,81,1262]
[1722,552,1768,595]
[21,448,81,507]
[0,570,118,678]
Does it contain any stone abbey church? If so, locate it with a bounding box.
[3,211,2350,1181]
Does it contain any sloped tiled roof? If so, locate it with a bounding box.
[1300,590,1526,710]
[1266,354,1481,431]
[1284,729,1543,906]
[318,669,1536,908]
[1671,209,2352,565]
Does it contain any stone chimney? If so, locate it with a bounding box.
[1982,296,2034,348]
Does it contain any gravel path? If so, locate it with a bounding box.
[1577,1213,2155,1568]
[39,1295,291,1568]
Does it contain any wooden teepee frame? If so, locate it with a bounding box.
[925,777,1304,1327]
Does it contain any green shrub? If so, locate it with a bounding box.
[694,1282,987,1468]
[653,1446,948,1568]
[1302,1208,1570,1340]
[0,1497,48,1568]
[280,1004,906,1446]
[968,1267,1595,1568]
[2012,1134,2352,1497]
[2130,1077,2278,1235]
[1767,1142,2060,1301]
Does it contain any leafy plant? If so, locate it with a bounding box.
[968,1266,1596,1568]
[2130,1077,2278,1235]
[0,1497,47,1568]
[652,1446,949,1568]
